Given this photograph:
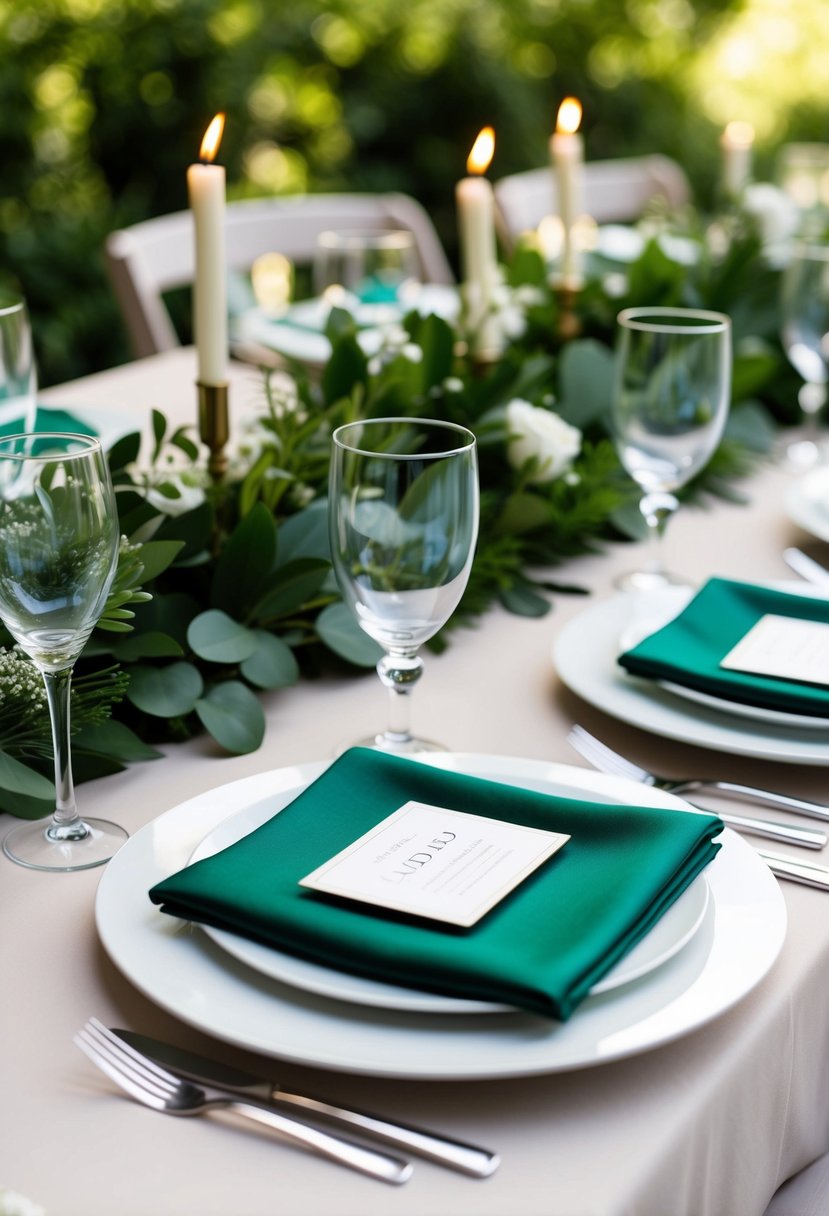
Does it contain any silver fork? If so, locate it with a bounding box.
[566,725,828,848]
[74,1018,412,1186]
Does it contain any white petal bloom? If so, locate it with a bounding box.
[144,475,207,517]
[742,183,800,247]
[506,399,582,483]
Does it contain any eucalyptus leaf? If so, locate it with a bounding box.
[195,681,266,754]
[187,610,259,663]
[557,340,616,429]
[240,630,300,689]
[210,502,277,617]
[0,750,54,799]
[106,431,141,471]
[316,601,384,667]
[109,630,184,661]
[498,581,551,617]
[322,334,368,405]
[0,788,54,820]
[253,557,330,620]
[275,499,331,566]
[73,719,163,761]
[126,661,204,717]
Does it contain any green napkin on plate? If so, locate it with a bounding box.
[149,747,721,1020]
[619,576,829,717]
[0,405,97,440]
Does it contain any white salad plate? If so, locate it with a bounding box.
[189,796,710,1014]
[553,590,829,764]
[95,754,785,1080]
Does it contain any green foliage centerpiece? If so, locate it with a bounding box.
[0,214,796,813]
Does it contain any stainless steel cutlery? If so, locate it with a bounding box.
[567,725,829,843]
[109,1027,499,1177]
[75,1017,412,1185]
[75,1018,500,1181]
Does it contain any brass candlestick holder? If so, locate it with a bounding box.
[197,380,229,482]
[553,281,583,342]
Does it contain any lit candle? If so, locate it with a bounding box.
[550,98,584,286]
[187,113,228,386]
[456,126,500,355]
[720,121,754,198]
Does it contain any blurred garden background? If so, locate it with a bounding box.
[1,0,827,388]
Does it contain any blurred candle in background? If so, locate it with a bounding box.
[456,126,501,356]
[550,98,584,285]
[187,113,228,386]
[721,121,754,198]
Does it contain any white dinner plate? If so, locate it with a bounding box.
[189,794,710,1014]
[785,465,829,544]
[95,754,785,1079]
[235,284,459,367]
[553,591,829,764]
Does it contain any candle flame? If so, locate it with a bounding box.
[199,113,226,163]
[467,126,495,176]
[556,97,582,135]
[724,120,754,149]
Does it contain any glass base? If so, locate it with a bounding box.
[3,816,129,872]
[613,567,690,593]
[338,731,447,757]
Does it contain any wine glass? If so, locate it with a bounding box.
[612,307,731,591]
[0,433,126,871]
[780,242,829,468]
[313,230,420,323]
[329,417,479,753]
[0,295,37,433]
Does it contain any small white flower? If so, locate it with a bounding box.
[742,183,800,248]
[443,377,464,393]
[505,399,582,483]
[144,474,206,518]
[401,343,423,363]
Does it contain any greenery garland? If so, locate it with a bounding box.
[1,203,799,817]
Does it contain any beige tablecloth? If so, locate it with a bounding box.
[3,347,829,1216]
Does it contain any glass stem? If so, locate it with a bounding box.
[376,652,424,746]
[42,666,86,841]
[640,491,679,575]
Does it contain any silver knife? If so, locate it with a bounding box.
[757,849,829,891]
[112,1029,499,1177]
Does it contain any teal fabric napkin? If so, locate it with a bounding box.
[150,747,721,1020]
[0,405,97,440]
[619,576,829,717]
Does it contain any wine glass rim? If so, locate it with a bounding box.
[332,417,476,458]
[617,306,730,334]
[0,297,27,318]
[0,432,103,462]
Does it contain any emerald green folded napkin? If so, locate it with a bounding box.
[149,748,721,1020]
[619,577,829,718]
[0,405,97,440]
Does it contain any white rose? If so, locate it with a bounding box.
[505,399,581,483]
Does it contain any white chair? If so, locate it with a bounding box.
[105,193,454,359]
[493,155,691,252]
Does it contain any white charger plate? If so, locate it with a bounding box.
[95,754,785,1080]
[553,591,829,764]
[189,793,710,1014]
[785,465,829,544]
